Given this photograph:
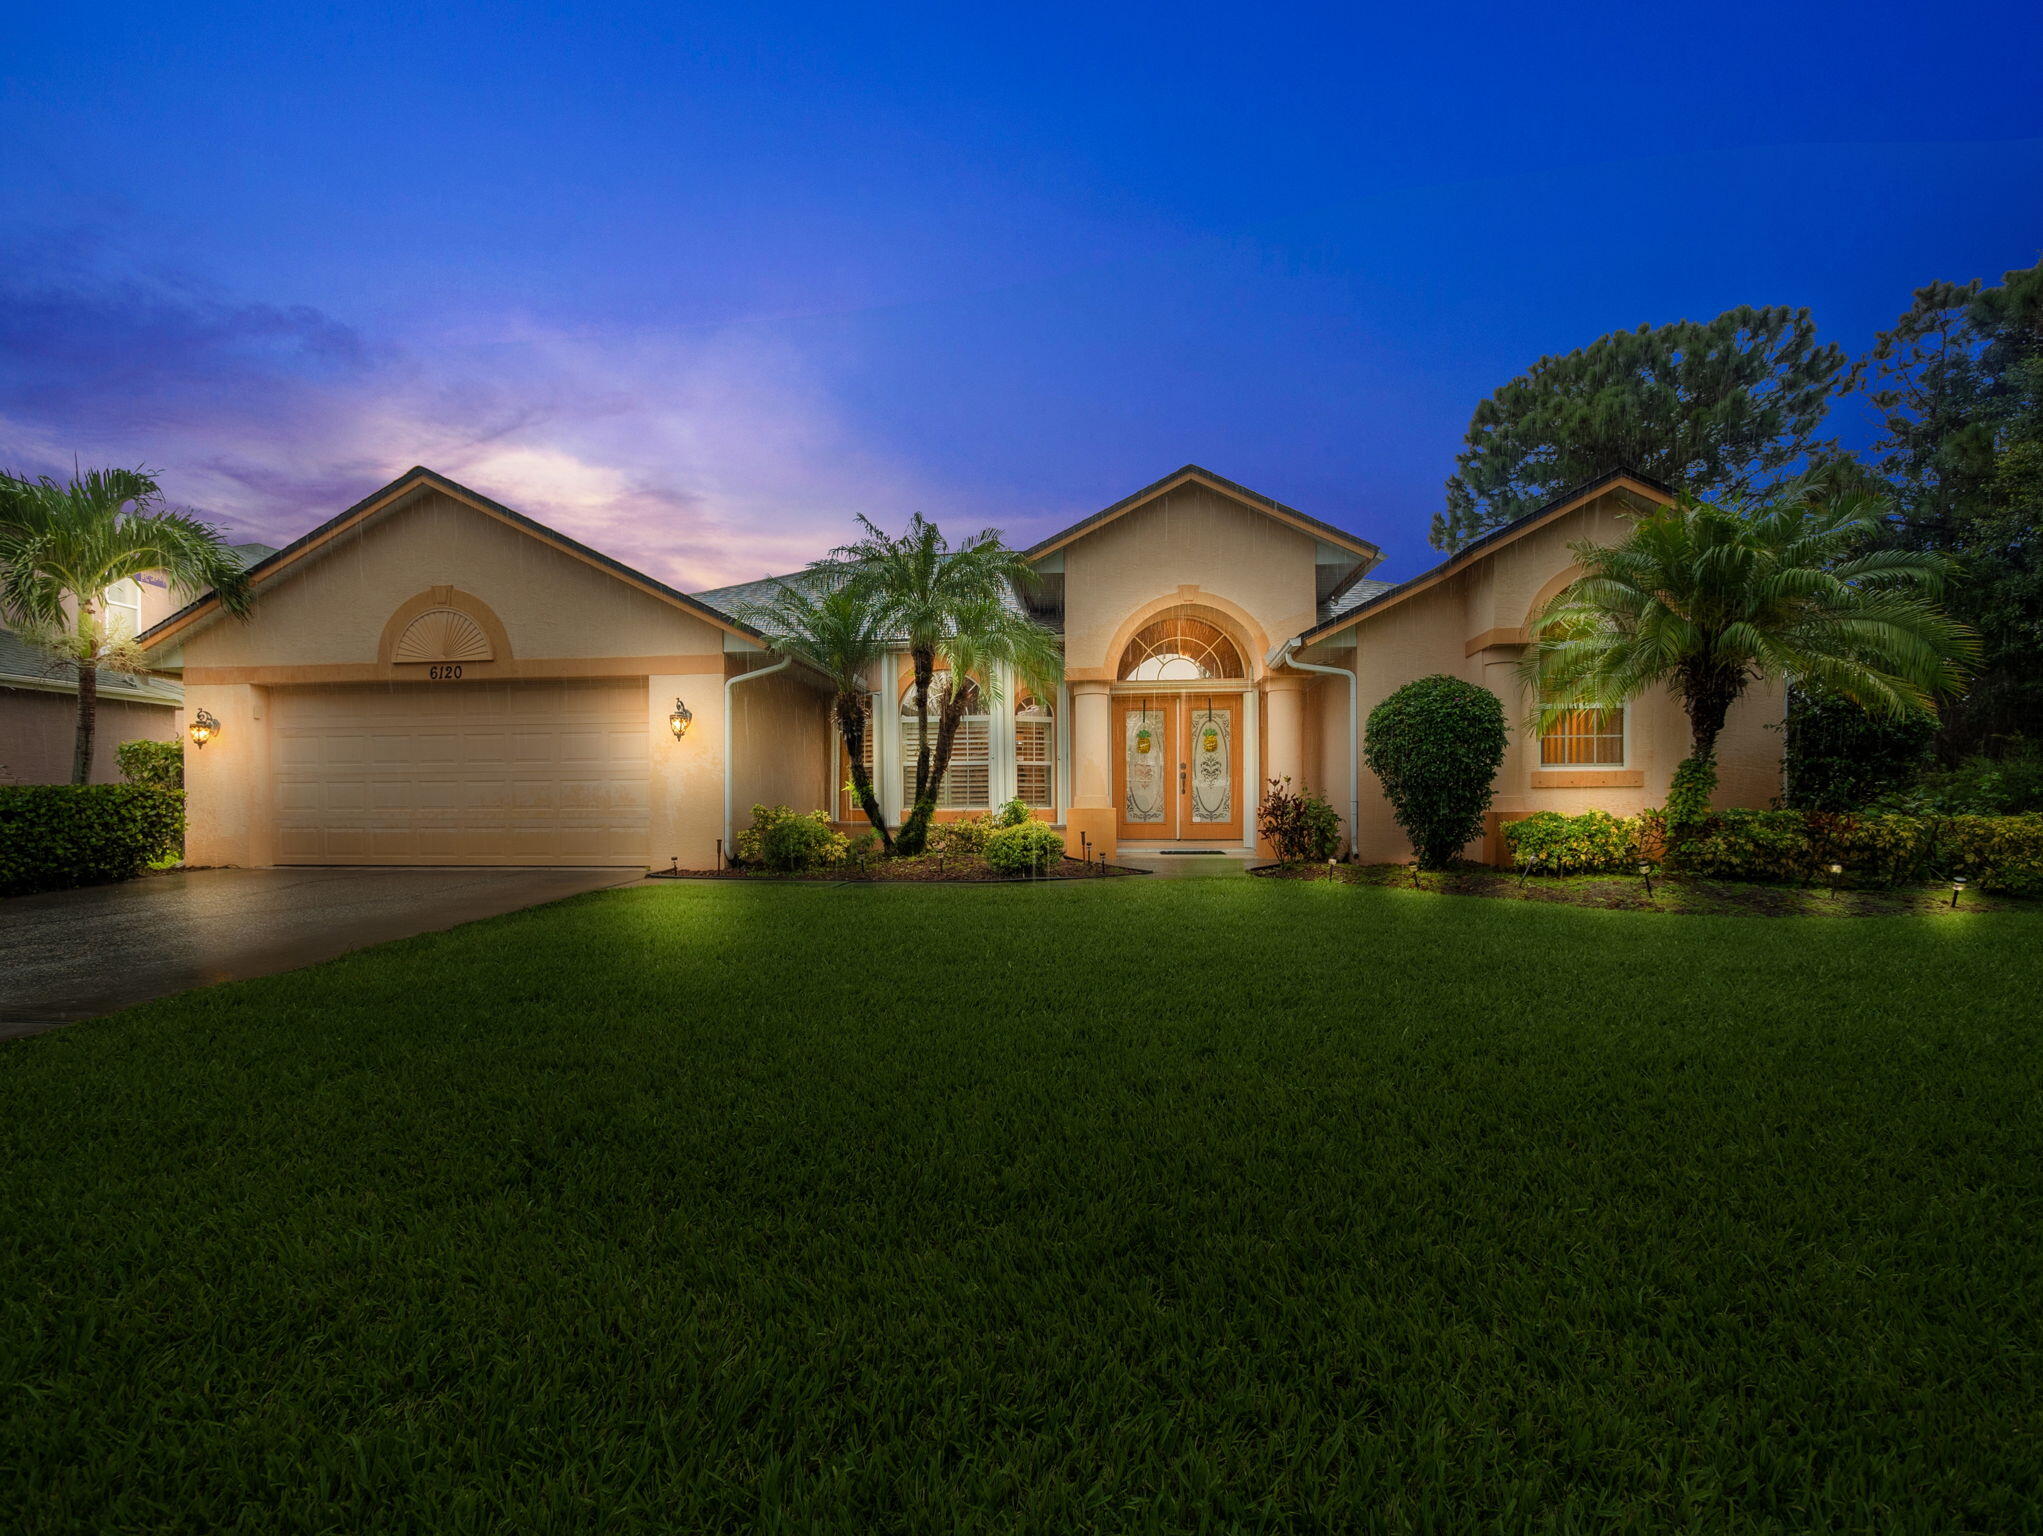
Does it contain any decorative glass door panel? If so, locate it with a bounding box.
[1188,704,1232,824]
[1119,700,1171,834]
[1113,694,1243,842]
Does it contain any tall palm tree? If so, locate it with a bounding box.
[828,514,1060,855]
[1520,483,1975,821]
[733,577,898,849]
[0,468,253,783]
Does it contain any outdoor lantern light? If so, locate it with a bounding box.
[1828,862,1844,897]
[1327,856,1337,883]
[1951,874,1968,908]
[667,697,693,740]
[1638,860,1655,899]
[188,708,221,748]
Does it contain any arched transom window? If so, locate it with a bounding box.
[1118,616,1245,682]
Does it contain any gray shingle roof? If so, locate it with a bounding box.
[0,629,184,705]
[692,559,1047,636]
[1316,577,1395,625]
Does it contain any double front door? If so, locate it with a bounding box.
[1114,694,1244,842]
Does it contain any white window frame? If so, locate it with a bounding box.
[1014,690,1055,811]
[103,578,143,641]
[900,675,990,813]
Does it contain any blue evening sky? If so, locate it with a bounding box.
[3,1,2039,587]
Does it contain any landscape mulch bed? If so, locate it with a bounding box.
[652,855,1144,883]
[1254,860,2031,916]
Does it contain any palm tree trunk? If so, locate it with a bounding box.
[836,693,892,851]
[896,646,938,855]
[72,659,98,785]
[897,686,968,856]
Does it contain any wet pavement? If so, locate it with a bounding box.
[0,866,642,1041]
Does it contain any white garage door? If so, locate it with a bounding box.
[274,680,650,866]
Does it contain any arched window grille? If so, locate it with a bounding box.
[1118,616,1245,681]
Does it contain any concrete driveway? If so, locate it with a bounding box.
[1,867,642,1041]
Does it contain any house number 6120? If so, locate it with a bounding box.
[428,664,465,681]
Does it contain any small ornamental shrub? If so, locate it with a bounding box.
[1783,691,1934,811]
[931,814,995,856]
[1941,813,2043,895]
[984,822,1064,876]
[115,738,184,791]
[846,830,881,866]
[1257,777,1344,863]
[1503,810,1636,874]
[1364,675,1507,868]
[734,804,847,871]
[1884,744,2043,816]
[993,797,1032,829]
[1672,809,1817,883]
[0,784,186,895]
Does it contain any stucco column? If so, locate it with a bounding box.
[1260,674,1309,858]
[649,670,724,870]
[1065,678,1116,860]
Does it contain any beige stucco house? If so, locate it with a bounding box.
[139,463,1782,869]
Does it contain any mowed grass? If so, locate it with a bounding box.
[3,881,2039,1534]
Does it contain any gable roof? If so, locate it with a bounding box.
[1292,468,1673,647]
[1024,464,1382,567]
[140,466,766,654]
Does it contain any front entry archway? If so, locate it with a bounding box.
[1113,692,1244,843]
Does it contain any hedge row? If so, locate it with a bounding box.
[0,785,186,897]
[1504,808,2043,895]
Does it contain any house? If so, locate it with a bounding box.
[1,546,274,784]
[138,464,1782,868]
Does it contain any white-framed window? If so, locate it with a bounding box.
[1015,692,1055,809]
[901,675,989,810]
[839,702,875,822]
[103,578,143,640]
[1539,707,1626,767]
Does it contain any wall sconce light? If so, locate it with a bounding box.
[667,697,693,740]
[188,707,221,748]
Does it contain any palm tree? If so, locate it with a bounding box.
[733,577,898,849]
[829,514,1060,855]
[0,468,253,783]
[1520,484,1975,821]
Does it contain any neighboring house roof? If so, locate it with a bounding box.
[0,628,185,706]
[1023,464,1382,567]
[0,543,274,707]
[141,466,770,654]
[1291,468,1673,648]
[1316,577,1396,626]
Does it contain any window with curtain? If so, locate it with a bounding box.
[901,675,989,809]
[1015,692,1055,809]
[1539,707,1626,766]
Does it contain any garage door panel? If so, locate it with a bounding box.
[273,680,649,866]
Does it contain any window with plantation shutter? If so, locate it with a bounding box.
[1016,693,1054,809]
[901,674,989,811]
[839,715,875,822]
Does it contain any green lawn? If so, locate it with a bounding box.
[3,881,2039,1534]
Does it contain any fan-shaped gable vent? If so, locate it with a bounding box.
[392,608,494,664]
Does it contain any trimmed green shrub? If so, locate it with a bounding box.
[993,797,1032,829]
[1941,813,2043,896]
[931,814,995,856]
[115,738,184,791]
[1503,810,1637,874]
[1883,744,2043,816]
[1364,675,1507,868]
[734,805,847,872]
[984,822,1064,876]
[0,784,186,896]
[1783,691,1934,811]
[1257,777,1344,863]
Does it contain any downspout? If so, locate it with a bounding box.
[1271,637,1360,859]
[724,652,793,852]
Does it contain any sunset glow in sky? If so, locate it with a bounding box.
[4,1,2040,589]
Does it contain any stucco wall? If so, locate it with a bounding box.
[1334,489,1785,863]
[729,660,833,825]
[0,688,180,785]
[1059,483,1318,676]
[176,489,727,672]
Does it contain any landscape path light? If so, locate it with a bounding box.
[1950,874,1967,909]
[1638,860,1655,900]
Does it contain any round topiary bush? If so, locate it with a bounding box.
[1363,674,1507,868]
[983,821,1064,876]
